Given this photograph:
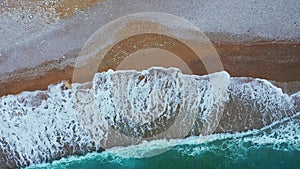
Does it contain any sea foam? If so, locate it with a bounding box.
[0,67,298,168]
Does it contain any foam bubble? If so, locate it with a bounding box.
[217,77,296,133]
[0,67,298,168]
[0,83,101,167]
[28,112,299,168]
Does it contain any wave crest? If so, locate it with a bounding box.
[0,67,298,168]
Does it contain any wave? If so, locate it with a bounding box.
[26,112,300,169]
[0,67,299,168]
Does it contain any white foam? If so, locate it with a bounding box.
[106,113,300,160]
[0,83,100,167]
[93,68,229,138]
[217,77,296,133]
[0,67,298,168]
[29,112,299,168]
[0,68,229,167]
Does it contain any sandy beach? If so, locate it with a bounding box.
[0,0,300,168]
[0,0,299,97]
[0,42,299,97]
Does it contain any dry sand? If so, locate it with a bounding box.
[0,0,299,96]
[0,1,300,168]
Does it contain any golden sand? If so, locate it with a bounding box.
[55,0,106,18]
[0,41,299,97]
[0,0,299,97]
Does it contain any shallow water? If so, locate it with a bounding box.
[0,67,299,168]
[27,113,300,169]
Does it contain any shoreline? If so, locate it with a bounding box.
[0,67,299,169]
[1,1,300,168]
[1,0,299,98]
[1,41,299,97]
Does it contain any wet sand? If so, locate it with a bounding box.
[1,0,299,98]
[0,1,300,168]
[1,0,299,96]
[0,41,299,97]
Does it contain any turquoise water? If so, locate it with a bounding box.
[27,147,300,169]
[27,115,300,169]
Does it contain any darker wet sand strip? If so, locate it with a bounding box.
[0,41,299,97]
[1,0,299,98]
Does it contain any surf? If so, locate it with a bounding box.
[0,67,299,168]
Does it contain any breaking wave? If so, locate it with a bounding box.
[0,67,299,168]
[27,112,300,169]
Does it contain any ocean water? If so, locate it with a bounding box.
[0,67,299,168]
[27,113,300,169]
